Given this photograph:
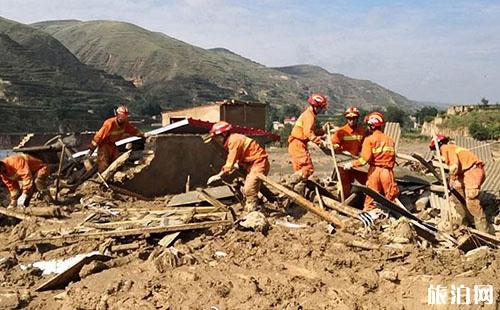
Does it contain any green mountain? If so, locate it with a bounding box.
[0,17,135,132]
[33,19,419,115]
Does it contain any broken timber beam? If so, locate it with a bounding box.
[109,184,154,201]
[101,150,132,181]
[257,174,345,229]
[24,220,231,244]
[0,208,31,221]
[321,196,361,219]
[196,188,228,210]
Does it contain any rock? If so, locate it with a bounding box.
[0,291,19,309]
[0,255,18,270]
[238,211,269,233]
[79,260,109,279]
[53,291,67,300]
[379,270,399,282]
[465,246,490,262]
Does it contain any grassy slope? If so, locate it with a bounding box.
[33,20,418,112]
[0,17,135,132]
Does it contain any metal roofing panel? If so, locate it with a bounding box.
[453,136,493,163]
[481,160,500,201]
[73,117,280,158]
[429,192,448,211]
[384,122,401,149]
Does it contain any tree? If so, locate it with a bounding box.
[414,106,438,124]
[469,122,490,140]
[480,97,489,106]
[385,106,409,126]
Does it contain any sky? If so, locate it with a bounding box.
[1,0,499,104]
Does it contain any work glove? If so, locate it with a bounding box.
[207,174,222,185]
[17,193,28,208]
[342,162,353,170]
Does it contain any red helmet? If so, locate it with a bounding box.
[429,134,449,150]
[209,121,232,137]
[307,93,328,109]
[344,106,360,118]
[365,112,384,127]
[116,105,129,115]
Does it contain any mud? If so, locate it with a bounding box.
[0,144,498,309]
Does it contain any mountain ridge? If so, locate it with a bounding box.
[32,19,419,113]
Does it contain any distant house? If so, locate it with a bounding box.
[161,99,267,130]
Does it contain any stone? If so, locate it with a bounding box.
[238,211,269,233]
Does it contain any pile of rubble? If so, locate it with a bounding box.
[0,130,498,309]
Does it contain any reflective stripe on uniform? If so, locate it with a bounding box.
[110,129,125,136]
[358,157,367,165]
[342,135,363,141]
[372,146,395,154]
[242,137,253,152]
[295,120,303,128]
[91,140,98,146]
[22,179,32,187]
[455,147,467,154]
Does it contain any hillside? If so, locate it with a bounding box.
[33,20,418,114]
[0,17,135,132]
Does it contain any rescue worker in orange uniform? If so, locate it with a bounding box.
[206,121,270,212]
[429,135,493,234]
[0,153,54,208]
[331,106,367,196]
[287,93,328,194]
[343,112,399,211]
[88,105,146,172]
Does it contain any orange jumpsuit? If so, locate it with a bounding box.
[91,116,142,172]
[0,154,49,205]
[331,123,366,195]
[222,133,269,203]
[440,144,486,222]
[288,106,323,179]
[353,130,399,211]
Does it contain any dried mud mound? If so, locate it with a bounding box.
[25,217,499,310]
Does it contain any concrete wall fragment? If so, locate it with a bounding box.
[118,134,226,197]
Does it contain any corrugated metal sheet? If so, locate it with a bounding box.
[429,192,448,210]
[423,136,493,162]
[481,160,500,201]
[453,136,493,163]
[384,122,401,149]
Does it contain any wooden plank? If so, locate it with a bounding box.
[167,186,234,207]
[326,124,344,202]
[257,174,345,229]
[109,184,154,201]
[25,220,231,244]
[101,150,131,181]
[0,208,31,221]
[83,212,226,229]
[158,232,181,247]
[197,188,227,209]
[321,196,360,218]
